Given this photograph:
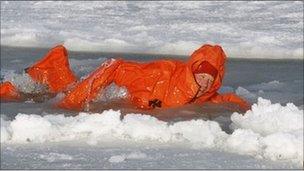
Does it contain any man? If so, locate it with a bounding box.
[0,44,250,112]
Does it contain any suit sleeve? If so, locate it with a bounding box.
[210,92,251,111]
[58,58,123,110]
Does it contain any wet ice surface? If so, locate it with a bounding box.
[1,143,297,169]
[1,47,303,169]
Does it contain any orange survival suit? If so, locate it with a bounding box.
[0,44,249,111]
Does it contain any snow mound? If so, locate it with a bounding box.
[229,97,303,164]
[1,110,226,148]
[1,98,303,165]
[231,97,303,135]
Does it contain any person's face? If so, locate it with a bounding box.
[194,73,214,94]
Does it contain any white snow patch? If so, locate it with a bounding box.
[231,98,303,135]
[10,114,53,143]
[121,114,172,142]
[261,130,303,162]
[225,129,261,156]
[64,38,136,53]
[169,120,227,148]
[230,98,303,163]
[155,41,201,55]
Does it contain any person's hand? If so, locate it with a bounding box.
[194,73,214,96]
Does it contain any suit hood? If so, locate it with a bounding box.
[187,44,227,93]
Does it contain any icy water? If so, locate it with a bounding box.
[1,46,303,169]
[1,1,303,169]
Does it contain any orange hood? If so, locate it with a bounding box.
[187,44,227,95]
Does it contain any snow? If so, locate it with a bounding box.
[262,130,303,161]
[10,114,53,143]
[1,1,303,59]
[0,1,303,168]
[169,120,227,148]
[224,129,261,156]
[230,98,303,163]
[1,98,303,166]
[231,98,303,135]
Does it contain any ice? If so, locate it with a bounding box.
[39,153,73,163]
[1,98,303,165]
[157,41,200,56]
[69,58,107,78]
[230,98,303,163]
[108,151,147,163]
[169,120,227,148]
[10,114,53,143]
[224,129,261,156]
[126,151,147,159]
[121,114,172,142]
[235,87,257,100]
[247,80,284,91]
[1,1,303,168]
[1,70,47,94]
[1,1,303,59]
[235,80,303,105]
[94,83,129,102]
[231,98,303,135]
[261,130,303,162]
[0,118,11,143]
[109,154,126,163]
[1,110,226,146]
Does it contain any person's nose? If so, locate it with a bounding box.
[200,80,208,90]
[206,80,212,91]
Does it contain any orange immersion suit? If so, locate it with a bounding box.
[0,81,21,101]
[58,44,249,111]
[0,44,249,111]
[25,45,77,93]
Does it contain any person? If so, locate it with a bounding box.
[0,44,250,112]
